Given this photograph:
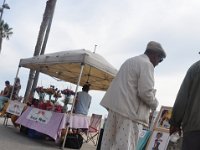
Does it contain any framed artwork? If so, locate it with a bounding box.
[136,129,151,150]
[145,129,170,150]
[154,106,172,131]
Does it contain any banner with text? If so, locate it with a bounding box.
[26,108,53,124]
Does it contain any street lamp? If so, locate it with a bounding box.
[0,0,10,22]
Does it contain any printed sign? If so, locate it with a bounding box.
[26,108,52,124]
[6,101,26,116]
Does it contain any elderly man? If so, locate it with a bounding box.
[100,41,166,150]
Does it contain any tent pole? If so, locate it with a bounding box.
[61,64,84,150]
[9,66,21,100]
[71,64,84,113]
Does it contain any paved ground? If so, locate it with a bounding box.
[0,117,96,150]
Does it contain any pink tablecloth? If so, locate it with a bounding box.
[16,107,65,140]
[60,113,90,129]
[16,107,90,141]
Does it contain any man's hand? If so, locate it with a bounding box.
[169,125,182,136]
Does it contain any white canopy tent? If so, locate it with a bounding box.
[19,49,117,91]
[16,49,117,149]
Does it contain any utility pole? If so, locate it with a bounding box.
[0,0,10,21]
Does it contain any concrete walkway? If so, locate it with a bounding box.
[0,118,96,150]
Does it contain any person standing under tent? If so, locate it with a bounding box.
[74,84,92,116]
[100,41,166,150]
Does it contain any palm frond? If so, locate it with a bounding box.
[0,20,13,40]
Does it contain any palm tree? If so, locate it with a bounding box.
[24,0,57,101]
[0,20,13,53]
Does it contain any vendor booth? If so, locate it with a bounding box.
[14,49,117,149]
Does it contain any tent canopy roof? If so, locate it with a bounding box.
[19,49,118,91]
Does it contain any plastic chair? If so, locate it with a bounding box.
[3,113,12,126]
[83,113,102,145]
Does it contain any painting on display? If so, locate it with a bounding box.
[145,129,170,150]
[154,106,172,132]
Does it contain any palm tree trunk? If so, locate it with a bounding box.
[24,0,57,102]
[31,0,57,96]
[24,69,35,100]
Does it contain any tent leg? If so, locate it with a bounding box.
[70,64,84,113]
[61,124,69,150]
[61,64,84,150]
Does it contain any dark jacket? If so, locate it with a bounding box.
[170,60,200,133]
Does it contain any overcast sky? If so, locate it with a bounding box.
[0,0,200,116]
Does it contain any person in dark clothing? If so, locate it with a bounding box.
[169,60,200,150]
